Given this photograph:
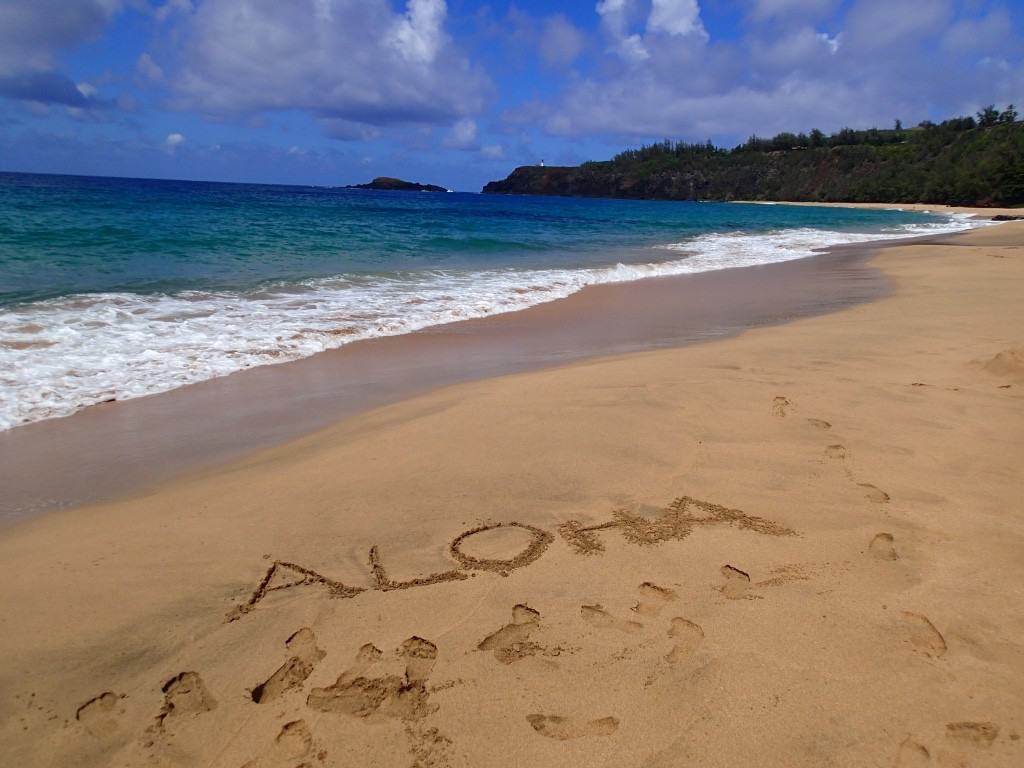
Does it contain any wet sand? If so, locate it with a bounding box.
[0,246,886,521]
[0,222,1021,767]
[736,200,1024,217]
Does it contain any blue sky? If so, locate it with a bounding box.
[0,0,1021,190]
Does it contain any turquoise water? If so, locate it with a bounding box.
[0,172,982,429]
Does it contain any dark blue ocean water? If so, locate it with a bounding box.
[0,172,980,429]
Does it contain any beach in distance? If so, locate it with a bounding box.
[0,207,1021,767]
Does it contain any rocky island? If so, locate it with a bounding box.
[346,176,449,192]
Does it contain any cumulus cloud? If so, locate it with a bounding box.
[165,132,185,147]
[942,6,1012,53]
[171,0,490,133]
[444,118,478,148]
[647,0,707,40]
[152,0,192,23]
[749,0,838,21]
[389,0,446,63]
[512,0,1023,146]
[0,1,123,111]
[0,70,111,108]
[539,15,586,68]
[0,0,123,74]
[844,0,952,50]
[597,0,707,61]
[136,53,165,83]
[480,143,505,160]
[816,32,841,55]
[597,0,650,61]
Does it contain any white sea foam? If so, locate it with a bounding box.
[0,214,991,430]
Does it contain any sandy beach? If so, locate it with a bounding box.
[736,200,1024,218]
[1,220,1022,767]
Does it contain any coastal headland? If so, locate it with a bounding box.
[481,116,1023,207]
[0,219,1021,767]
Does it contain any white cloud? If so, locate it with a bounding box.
[514,0,1023,147]
[172,0,489,132]
[539,15,586,68]
[749,0,837,21]
[0,0,123,75]
[388,0,446,64]
[647,0,706,40]
[165,132,185,148]
[480,143,504,160]
[943,8,1012,53]
[816,32,840,54]
[597,0,707,61]
[845,0,952,50]
[136,53,164,82]
[445,117,478,148]
[597,0,650,61]
[153,0,193,23]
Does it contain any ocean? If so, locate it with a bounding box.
[0,172,986,432]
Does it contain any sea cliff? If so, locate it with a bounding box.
[483,116,1024,207]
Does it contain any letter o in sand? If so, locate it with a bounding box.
[449,522,554,575]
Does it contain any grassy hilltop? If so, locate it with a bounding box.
[483,107,1024,207]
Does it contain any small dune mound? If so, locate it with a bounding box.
[978,346,1024,379]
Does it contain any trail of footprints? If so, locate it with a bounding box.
[771,394,893,504]
[69,399,968,768]
[480,581,707,736]
[897,722,1007,767]
[72,560,976,766]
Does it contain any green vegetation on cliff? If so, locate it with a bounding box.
[483,108,1024,207]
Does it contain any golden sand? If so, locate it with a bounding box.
[0,222,1022,767]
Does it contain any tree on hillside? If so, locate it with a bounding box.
[977,105,1000,127]
[1000,105,1018,123]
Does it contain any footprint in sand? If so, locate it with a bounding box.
[825,444,847,460]
[76,691,125,738]
[895,737,932,767]
[632,582,678,617]
[155,672,217,729]
[665,617,705,664]
[307,636,438,721]
[902,612,947,658]
[720,565,754,600]
[807,418,832,429]
[859,483,891,503]
[406,724,456,768]
[241,720,318,768]
[946,721,1000,747]
[478,604,543,664]
[526,714,619,740]
[869,533,899,561]
[252,627,326,703]
[771,396,791,417]
[581,604,644,634]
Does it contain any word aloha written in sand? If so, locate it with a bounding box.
[228,496,796,621]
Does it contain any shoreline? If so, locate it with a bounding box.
[0,220,1020,767]
[733,200,1023,217]
[0,238,891,522]
[0,210,994,523]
